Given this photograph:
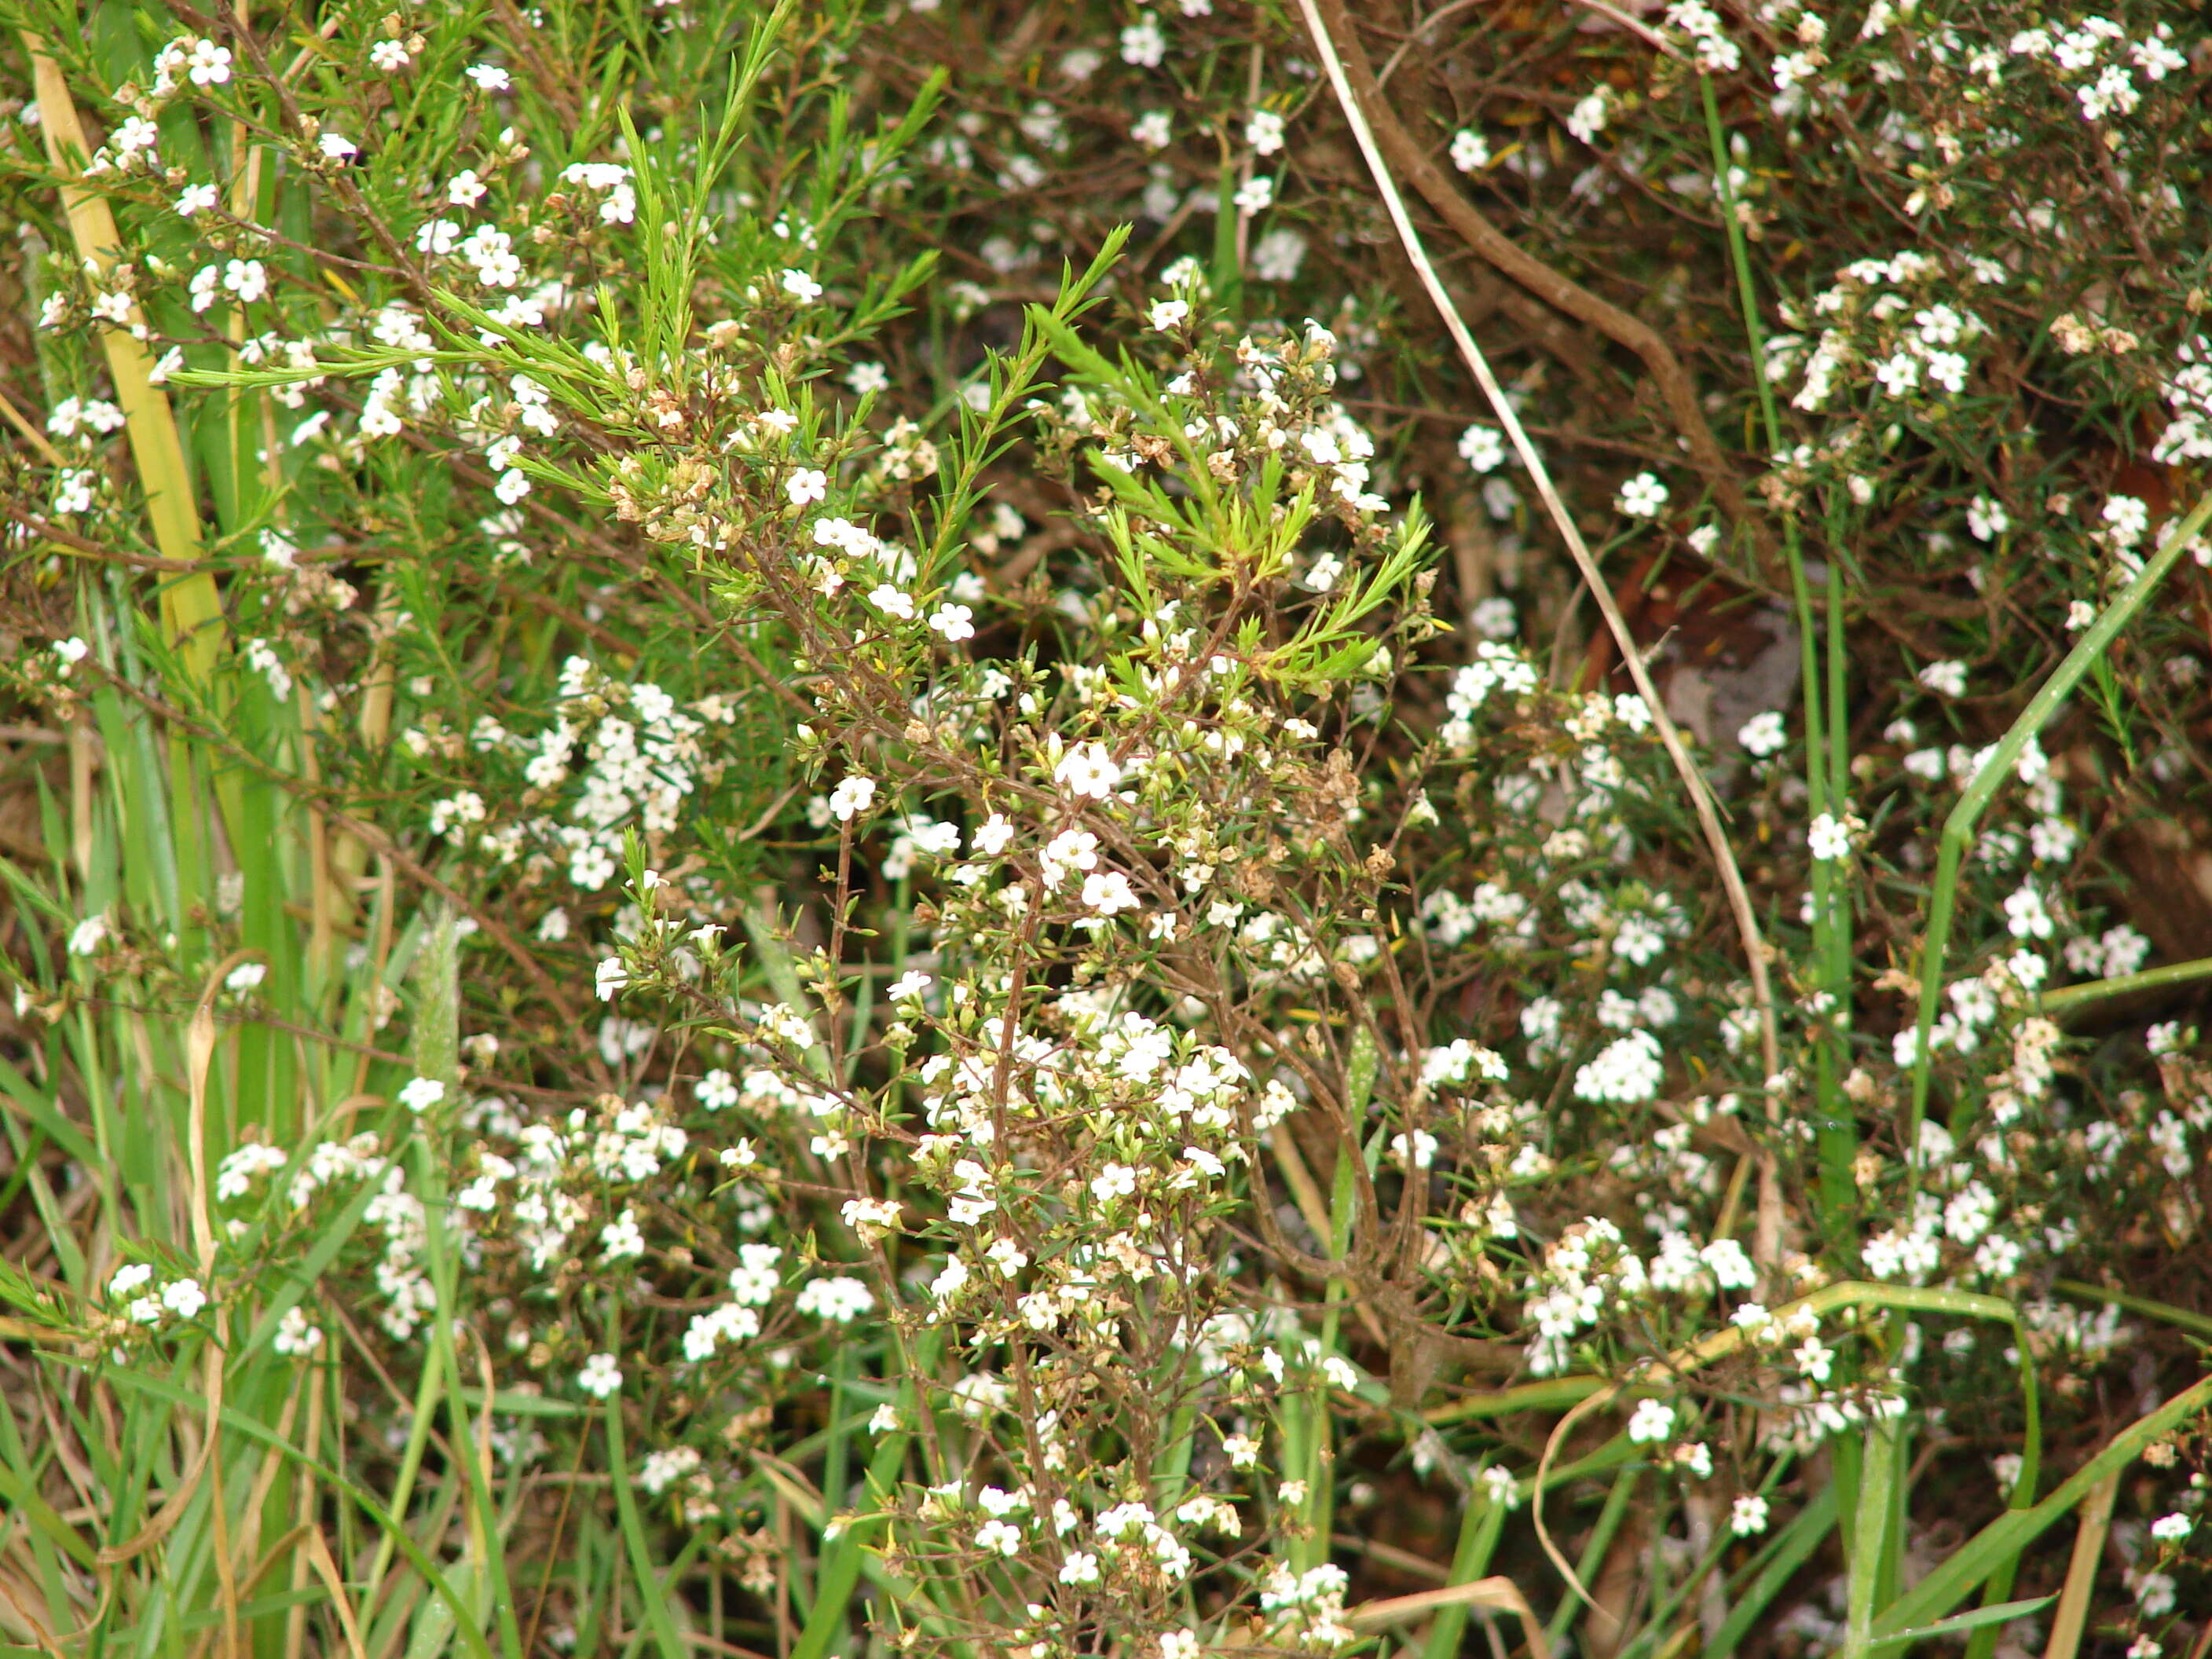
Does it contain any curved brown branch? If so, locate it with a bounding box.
[1309,0,1756,547]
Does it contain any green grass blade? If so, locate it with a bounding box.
[1870,1597,2056,1653]
[1872,1372,2212,1636]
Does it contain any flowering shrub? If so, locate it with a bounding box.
[4,2,2212,1657]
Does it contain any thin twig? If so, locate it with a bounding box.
[1375,0,1485,89]
[1562,0,1683,57]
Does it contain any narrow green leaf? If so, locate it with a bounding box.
[1867,1597,2055,1651]
[1873,1373,2212,1636]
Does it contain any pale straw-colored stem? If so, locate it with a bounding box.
[1295,0,1786,1267]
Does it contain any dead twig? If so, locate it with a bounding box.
[1306,0,1760,565]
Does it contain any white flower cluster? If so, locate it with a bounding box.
[454,1095,688,1282]
[1519,1218,1647,1376]
[1257,1562,1354,1652]
[2152,335,2212,467]
[1771,251,1992,414]
[2005,17,2186,124]
[1071,299,1391,521]
[434,656,737,900]
[1438,642,1540,752]
[197,1130,445,1342]
[102,1262,211,1332]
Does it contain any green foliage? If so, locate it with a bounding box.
[5,2,2212,1658]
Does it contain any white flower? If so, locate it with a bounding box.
[109,1262,155,1300]
[928,603,975,641]
[416,216,461,255]
[1470,597,1517,639]
[1738,710,1787,756]
[2150,1512,2192,1543]
[1082,870,1141,915]
[464,63,511,90]
[1874,352,1919,397]
[223,259,269,303]
[786,467,829,507]
[1054,741,1123,798]
[1246,108,1286,156]
[867,584,917,621]
[1450,128,1492,172]
[1457,423,1506,474]
[187,38,233,85]
[599,1207,646,1261]
[397,1076,446,1113]
[827,775,877,822]
[113,119,159,162]
[795,1276,875,1322]
[460,225,521,285]
[1119,11,1166,68]
[1807,812,1853,861]
[1574,1029,1665,1104]
[972,814,1016,856]
[975,1518,1022,1557]
[1566,87,1613,145]
[1133,110,1173,149]
[1480,1465,1520,1510]
[888,971,932,1002]
[728,1245,785,1306]
[68,914,112,955]
[1232,174,1274,215]
[595,958,629,1001]
[1090,1163,1138,1203]
[1252,227,1306,282]
[1701,1239,1757,1289]
[317,132,358,161]
[781,269,824,302]
[1917,659,1968,698]
[273,1305,324,1356]
[1925,351,1968,395]
[162,1277,210,1320]
[577,1353,622,1398]
[448,169,488,207]
[1627,1397,1675,1443]
[639,1446,701,1496]
[2101,493,2150,551]
[1391,1130,1438,1170]
[1059,1551,1101,1585]
[176,182,218,216]
[2002,882,2053,940]
[2132,1570,2176,1617]
[1793,1335,1834,1382]
[1730,1493,1770,1536]
[1147,298,1190,331]
[1616,472,1668,518]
